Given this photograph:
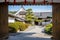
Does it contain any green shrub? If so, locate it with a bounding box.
[8,21,29,33]
[9,27,17,33]
[44,23,52,34]
[19,23,29,31]
[35,19,44,22]
[8,22,20,33]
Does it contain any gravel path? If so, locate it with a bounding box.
[7,26,52,40]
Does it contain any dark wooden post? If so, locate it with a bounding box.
[33,0,35,4]
[24,0,27,4]
[44,0,45,4]
[0,3,8,40]
[52,3,60,40]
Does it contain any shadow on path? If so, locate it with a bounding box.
[8,32,51,40]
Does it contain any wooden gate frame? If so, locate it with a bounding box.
[0,2,60,40]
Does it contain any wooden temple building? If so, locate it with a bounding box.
[0,0,60,40]
[8,5,26,23]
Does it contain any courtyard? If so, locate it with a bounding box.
[8,25,52,40]
[0,0,60,40]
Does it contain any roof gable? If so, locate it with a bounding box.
[15,5,26,15]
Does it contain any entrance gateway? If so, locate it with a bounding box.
[0,0,60,40]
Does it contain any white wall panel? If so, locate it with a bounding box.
[16,0,24,2]
[46,0,60,3]
[35,0,43,2]
[27,0,33,2]
[53,0,60,3]
[0,0,4,2]
[9,0,14,2]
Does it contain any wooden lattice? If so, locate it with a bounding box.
[4,0,53,5]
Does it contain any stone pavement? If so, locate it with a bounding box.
[7,26,52,40]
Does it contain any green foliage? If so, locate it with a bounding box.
[8,22,19,32]
[25,8,44,24]
[8,21,29,33]
[26,9,33,14]
[19,22,29,31]
[9,27,17,33]
[25,8,35,23]
[44,23,52,34]
[9,11,17,14]
[35,19,44,22]
[25,9,33,21]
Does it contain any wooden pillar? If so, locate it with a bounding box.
[0,3,8,40]
[52,3,60,40]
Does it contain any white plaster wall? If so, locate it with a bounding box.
[16,0,24,2]
[0,0,4,2]
[34,12,52,18]
[27,0,33,2]
[16,15,25,18]
[35,0,44,2]
[9,0,14,2]
[8,17,15,23]
[40,12,52,18]
[53,0,60,3]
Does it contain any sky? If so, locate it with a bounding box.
[8,5,52,12]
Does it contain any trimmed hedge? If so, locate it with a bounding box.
[8,21,29,33]
[44,23,52,34]
[35,19,43,22]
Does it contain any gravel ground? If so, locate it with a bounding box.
[7,26,52,40]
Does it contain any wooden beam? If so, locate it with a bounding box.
[24,0,27,4]
[44,0,45,4]
[0,1,60,5]
[0,3,8,40]
[14,0,16,4]
[52,3,60,40]
[33,0,35,4]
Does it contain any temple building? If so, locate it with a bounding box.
[8,5,26,23]
[0,0,60,40]
[15,5,26,18]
